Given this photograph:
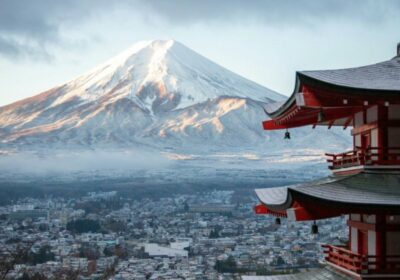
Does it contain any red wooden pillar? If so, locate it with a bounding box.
[358,229,368,255]
[377,105,388,162]
[376,214,387,272]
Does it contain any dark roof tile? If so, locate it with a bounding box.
[256,172,400,207]
[300,57,400,91]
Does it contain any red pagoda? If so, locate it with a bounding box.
[253,44,400,279]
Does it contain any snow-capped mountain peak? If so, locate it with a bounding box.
[50,39,284,113]
[1,39,348,153]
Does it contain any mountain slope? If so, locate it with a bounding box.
[0,40,350,154]
[0,40,286,149]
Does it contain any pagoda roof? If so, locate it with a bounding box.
[263,56,400,129]
[256,172,400,212]
[299,56,400,93]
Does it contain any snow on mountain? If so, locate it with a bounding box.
[0,39,350,156]
[46,40,283,112]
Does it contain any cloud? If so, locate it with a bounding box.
[0,150,171,175]
[137,0,400,25]
[0,36,53,61]
[0,0,399,60]
[0,0,117,60]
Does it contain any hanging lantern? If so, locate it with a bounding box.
[284,129,291,140]
[311,221,318,235]
[275,217,281,225]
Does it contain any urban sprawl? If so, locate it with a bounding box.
[0,190,347,279]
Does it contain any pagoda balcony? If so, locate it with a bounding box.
[325,147,400,171]
[322,244,400,276]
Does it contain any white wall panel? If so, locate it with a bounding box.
[351,227,358,253]
[354,112,364,127]
[368,230,376,255]
[371,129,378,148]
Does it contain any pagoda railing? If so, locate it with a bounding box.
[326,147,400,170]
[322,244,400,275]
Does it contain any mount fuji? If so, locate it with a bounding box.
[0,40,350,176]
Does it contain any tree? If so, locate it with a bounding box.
[103,246,114,257]
[114,245,127,259]
[18,272,47,280]
[100,262,117,280]
[104,219,126,233]
[0,243,33,280]
[209,229,220,239]
[275,256,285,266]
[29,245,55,265]
[214,256,237,273]
[51,267,81,280]
[296,257,306,266]
[66,219,101,233]
[79,245,100,260]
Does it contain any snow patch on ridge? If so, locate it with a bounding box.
[48,40,284,113]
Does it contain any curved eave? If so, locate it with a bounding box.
[263,105,359,130]
[298,55,400,94]
[265,56,400,120]
[256,173,400,213]
[255,186,293,211]
[291,188,400,211]
[264,73,301,118]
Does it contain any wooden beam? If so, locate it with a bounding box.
[347,219,400,231]
[351,122,378,135]
[254,204,287,217]
[300,88,323,107]
[343,116,353,130]
[286,206,340,221]
[328,120,335,129]
[262,120,287,130]
[347,219,376,231]
[254,204,268,214]
[351,120,400,135]
[300,81,400,107]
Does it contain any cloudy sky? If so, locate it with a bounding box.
[0,0,399,106]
